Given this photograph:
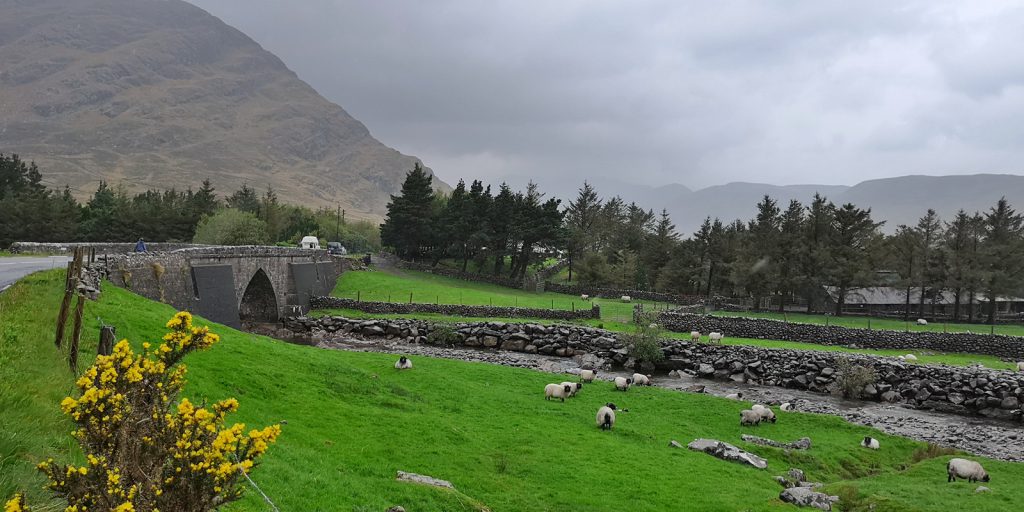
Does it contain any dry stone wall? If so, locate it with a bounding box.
[395,260,527,289]
[544,282,709,306]
[10,241,213,254]
[310,296,601,320]
[658,312,1024,360]
[282,315,1024,422]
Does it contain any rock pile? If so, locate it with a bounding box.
[310,297,600,320]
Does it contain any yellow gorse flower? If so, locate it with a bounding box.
[22,312,281,512]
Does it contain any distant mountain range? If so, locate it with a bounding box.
[0,0,447,220]
[502,173,1024,235]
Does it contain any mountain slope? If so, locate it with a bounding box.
[0,0,447,218]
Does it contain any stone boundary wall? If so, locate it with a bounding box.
[10,241,214,254]
[281,315,1024,421]
[309,296,601,320]
[395,260,526,289]
[656,312,1024,360]
[544,282,709,305]
[535,259,569,281]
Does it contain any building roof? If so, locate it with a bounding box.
[824,286,1024,305]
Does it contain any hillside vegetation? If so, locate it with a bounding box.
[2,271,1023,511]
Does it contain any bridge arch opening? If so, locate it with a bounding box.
[239,269,279,325]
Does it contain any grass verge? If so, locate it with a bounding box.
[4,270,1022,511]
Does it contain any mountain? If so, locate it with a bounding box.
[0,0,447,219]
[507,174,1024,235]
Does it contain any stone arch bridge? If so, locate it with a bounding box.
[98,247,342,328]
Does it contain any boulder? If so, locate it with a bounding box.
[687,439,767,469]
[779,487,839,511]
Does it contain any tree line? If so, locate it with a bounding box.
[383,166,1024,323]
[0,153,380,251]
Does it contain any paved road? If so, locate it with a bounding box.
[0,256,71,292]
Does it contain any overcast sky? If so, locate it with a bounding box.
[189,0,1024,191]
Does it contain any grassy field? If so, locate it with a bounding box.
[5,271,1024,511]
[714,310,1024,337]
[332,267,676,323]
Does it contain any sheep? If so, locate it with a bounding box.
[1016,361,1024,372]
[560,381,583,397]
[614,376,633,391]
[897,355,906,361]
[780,402,795,412]
[860,436,880,450]
[580,369,598,383]
[751,404,777,423]
[580,294,590,301]
[596,403,618,430]
[725,392,743,400]
[621,295,632,303]
[904,354,918,361]
[394,356,413,370]
[544,383,573,402]
[631,373,652,386]
[917,318,928,326]
[740,409,761,426]
[690,330,701,341]
[708,332,724,343]
[947,458,990,483]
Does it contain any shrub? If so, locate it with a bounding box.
[911,443,957,463]
[624,312,665,367]
[7,312,281,512]
[832,357,878,399]
[426,324,462,346]
[193,209,269,245]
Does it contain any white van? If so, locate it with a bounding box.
[299,236,321,249]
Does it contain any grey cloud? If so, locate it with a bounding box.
[188,0,1024,194]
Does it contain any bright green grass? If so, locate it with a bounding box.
[314,309,1014,370]
[332,268,676,323]
[716,310,1024,337]
[5,271,1024,511]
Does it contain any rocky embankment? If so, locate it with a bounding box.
[281,316,1024,423]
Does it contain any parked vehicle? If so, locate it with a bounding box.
[327,242,347,255]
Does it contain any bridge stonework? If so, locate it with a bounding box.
[97,247,343,328]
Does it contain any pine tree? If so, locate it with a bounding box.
[915,209,943,316]
[827,203,882,315]
[979,198,1024,323]
[380,163,436,259]
[564,182,603,282]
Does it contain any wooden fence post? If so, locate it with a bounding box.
[98,325,116,356]
[69,294,85,372]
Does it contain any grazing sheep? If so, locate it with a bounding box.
[614,377,633,391]
[545,383,573,402]
[860,436,880,450]
[740,409,761,426]
[621,295,632,303]
[581,294,590,301]
[1016,361,1024,372]
[690,330,701,341]
[632,373,652,386]
[580,369,598,382]
[904,354,918,361]
[917,318,928,326]
[947,458,990,483]
[725,392,743,400]
[394,356,413,370]
[780,402,795,412]
[897,355,906,361]
[596,403,618,430]
[708,332,724,343]
[560,381,583,397]
[751,404,777,423]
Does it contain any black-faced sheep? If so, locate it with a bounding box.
[947,458,989,483]
[560,381,583,397]
[708,332,724,343]
[740,409,761,426]
[860,436,879,450]
[614,377,633,391]
[580,369,598,383]
[631,373,652,386]
[690,330,700,341]
[621,295,632,303]
[725,392,743,400]
[544,383,573,402]
[1017,361,1024,372]
[904,354,918,361]
[917,318,928,326]
[596,403,618,430]
[751,404,776,423]
[394,356,413,370]
[780,402,795,412]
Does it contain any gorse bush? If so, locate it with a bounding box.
[426,324,462,346]
[5,312,281,512]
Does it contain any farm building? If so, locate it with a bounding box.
[823,286,1024,319]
